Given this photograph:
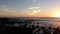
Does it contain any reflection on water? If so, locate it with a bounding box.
[0,17,60,34]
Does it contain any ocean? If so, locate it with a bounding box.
[19,17,60,28]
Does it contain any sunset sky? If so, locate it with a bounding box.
[0,0,60,17]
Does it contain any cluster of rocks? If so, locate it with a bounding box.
[0,18,60,34]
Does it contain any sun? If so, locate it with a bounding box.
[52,12,60,17]
[55,13,60,17]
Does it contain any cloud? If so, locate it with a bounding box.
[32,0,36,2]
[0,8,18,17]
[2,8,14,13]
[16,7,41,17]
[1,8,30,17]
[0,6,41,17]
[28,7,41,15]
[28,7,40,9]
[2,8,9,11]
[33,0,36,2]
[1,5,6,7]
[0,5,15,16]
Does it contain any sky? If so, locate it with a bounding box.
[0,0,60,17]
